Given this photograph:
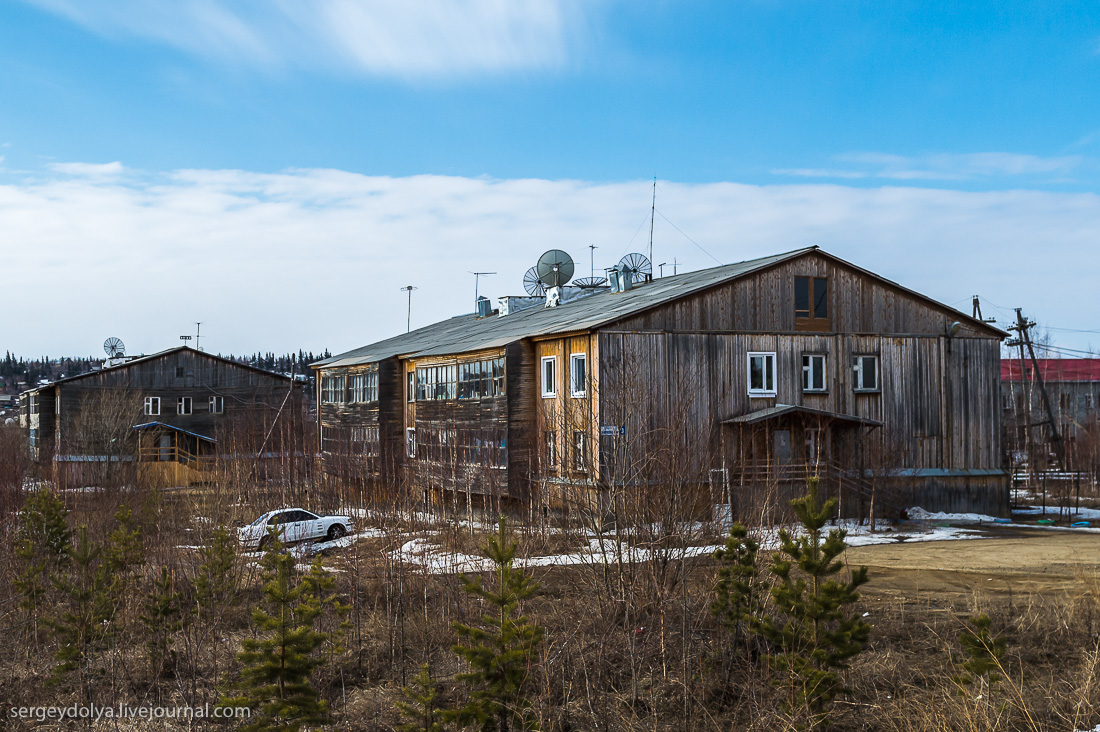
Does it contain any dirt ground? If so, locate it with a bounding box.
[844,527,1100,601]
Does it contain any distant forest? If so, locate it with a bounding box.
[0,350,331,392]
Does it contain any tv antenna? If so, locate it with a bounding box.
[470,271,496,311]
[103,337,126,359]
[648,177,656,274]
[400,286,417,333]
[588,244,598,278]
[195,322,203,352]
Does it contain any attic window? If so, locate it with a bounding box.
[795,276,830,331]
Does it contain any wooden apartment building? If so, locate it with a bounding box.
[21,346,304,486]
[313,246,1008,516]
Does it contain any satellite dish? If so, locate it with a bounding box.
[536,250,575,289]
[618,253,652,281]
[103,337,126,358]
[523,267,547,297]
[949,321,962,337]
[573,277,608,289]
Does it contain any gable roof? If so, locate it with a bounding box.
[23,346,294,393]
[315,246,1005,369]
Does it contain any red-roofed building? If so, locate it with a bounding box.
[1001,358,1100,472]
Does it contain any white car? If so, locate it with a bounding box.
[237,508,355,550]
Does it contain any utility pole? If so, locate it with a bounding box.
[469,272,495,311]
[972,295,996,324]
[400,286,417,333]
[1009,308,1065,473]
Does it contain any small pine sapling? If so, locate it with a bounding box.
[13,488,71,641]
[953,614,1007,701]
[300,556,352,693]
[220,532,331,732]
[757,477,871,730]
[48,526,113,698]
[445,517,545,732]
[397,664,445,732]
[711,522,762,653]
[140,565,184,680]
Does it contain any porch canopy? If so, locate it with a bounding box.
[133,421,217,465]
[721,404,881,428]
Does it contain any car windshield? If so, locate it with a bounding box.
[250,513,270,527]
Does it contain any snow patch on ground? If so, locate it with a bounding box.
[906,507,999,524]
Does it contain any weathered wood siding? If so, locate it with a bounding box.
[505,340,537,499]
[610,251,993,339]
[598,332,1001,472]
[56,349,296,451]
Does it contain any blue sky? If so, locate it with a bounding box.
[2,0,1099,356]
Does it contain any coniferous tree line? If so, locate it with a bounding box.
[0,350,331,393]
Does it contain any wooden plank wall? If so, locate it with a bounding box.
[506,340,536,499]
[57,350,298,449]
[316,362,385,482]
[598,331,1003,473]
[610,252,994,339]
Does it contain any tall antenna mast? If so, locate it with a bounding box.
[400,286,417,333]
[648,177,656,272]
[195,322,202,352]
[469,272,496,311]
[588,244,597,278]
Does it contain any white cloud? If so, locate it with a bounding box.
[47,161,126,177]
[777,151,1083,182]
[3,168,1099,357]
[23,0,593,77]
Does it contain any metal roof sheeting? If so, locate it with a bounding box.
[313,244,1005,370]
[314,248,813,369]
[722,404,882,427]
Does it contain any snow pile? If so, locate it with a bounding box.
[906,507,999,524]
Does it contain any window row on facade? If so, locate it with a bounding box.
[544,429,588,473]
[408,357,506,402]
[404,425,506,468]
[748,353,879,397]
[321,371,380,405]
[143,395,224,416]
[321,424,380,456]
[541,353,587,398]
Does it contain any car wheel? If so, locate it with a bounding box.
[327,524,347,541]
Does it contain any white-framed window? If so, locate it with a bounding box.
[802,354,827,393]
[545,430,557,469]
[407,371,416,402]
[177,396,192,415]
[572,431,588,472]
[570,353,587,398]
[144,396,160,416]
[747,352,777,397]
[541,356,557,398]
[406,428,417,458]
[209,395,224,414]
[853,355,880,392]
